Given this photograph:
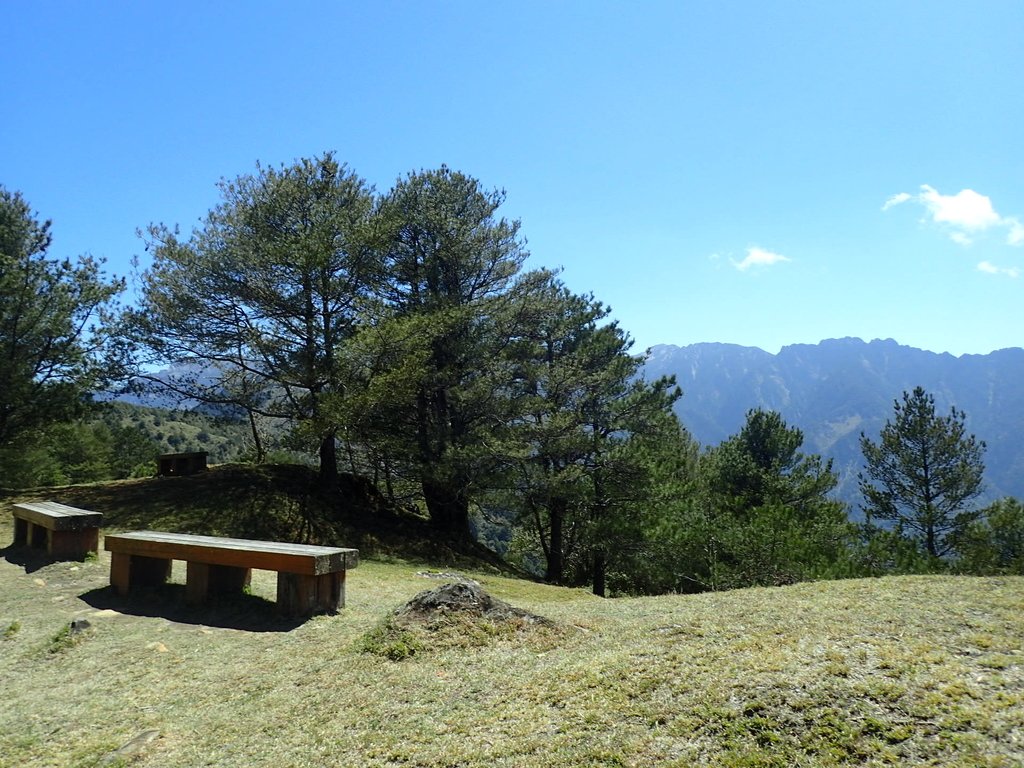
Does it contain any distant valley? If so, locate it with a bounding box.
[642,338,1024,514]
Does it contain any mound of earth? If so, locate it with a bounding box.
[395,582,552,626]
[360,581,559,659]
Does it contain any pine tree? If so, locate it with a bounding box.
[371,167,529,536]
[127,154,378,484]
[502,275,683,593]
[0,186,124,482]
[859,387,986,558]
[698,409,851,588]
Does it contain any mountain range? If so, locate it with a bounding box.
[642,337,1024,513]
[112,337,1023,515]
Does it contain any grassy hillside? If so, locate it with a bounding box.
[8,463,506,569]
[1,471,1022,767]
[99,401,255,466]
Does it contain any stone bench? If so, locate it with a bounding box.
[11,501,103,559]
[104,531,359,617]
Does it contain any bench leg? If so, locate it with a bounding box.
[186,562,251,604]
[12,516,29,547]
[30,522,48,549]
[277,571,345,617]
[48,527,99,559]
[110,552,172,595]
[110,552,131,594]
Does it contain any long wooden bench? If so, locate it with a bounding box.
[104,531,359,617]
[11,501,103,559]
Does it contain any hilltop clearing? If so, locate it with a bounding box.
[1,490,1021,766]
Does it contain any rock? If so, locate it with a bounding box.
[99,730,161,765]
[69,618,91,634]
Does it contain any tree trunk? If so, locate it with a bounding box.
[318,433,338,487]
[422,478,470,538]
[382,456,396,504]
[247,409,265,463]
[592,549,607,597]
[545,497,566,584]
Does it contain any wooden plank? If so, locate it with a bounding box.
[12,501,103,531]
[105,530,355,558]
[104,531,358,575]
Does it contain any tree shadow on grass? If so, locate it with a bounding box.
[78,584,309,632]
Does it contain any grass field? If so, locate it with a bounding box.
[1,483,1023,767]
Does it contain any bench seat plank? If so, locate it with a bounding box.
[104,531,358,575]
[13,501,103,531]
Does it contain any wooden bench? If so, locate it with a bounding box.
[104,531,359,617]
[11,501,103,559]
[156,451,207,476]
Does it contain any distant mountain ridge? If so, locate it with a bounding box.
[643,338,1024,512]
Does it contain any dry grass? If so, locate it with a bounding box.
[1,507,1022,767]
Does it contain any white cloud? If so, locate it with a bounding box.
[1007,218,1024,246]
[732,246,791,272]
[881,192,911,211]
[884,184,1023,247]
[919,185,1000,230]
[977,261,1020,278]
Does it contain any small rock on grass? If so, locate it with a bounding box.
[99,730,161,765]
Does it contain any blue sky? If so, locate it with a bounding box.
[3,1,1022,356]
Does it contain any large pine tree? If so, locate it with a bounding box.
[372,167,530,537]
[128,154,378,484]
[503,275,683,592]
